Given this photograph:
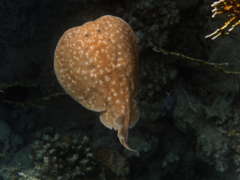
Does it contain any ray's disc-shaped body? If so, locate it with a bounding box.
[54,15,140,156]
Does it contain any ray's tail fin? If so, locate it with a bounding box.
[120,139,140,157]
[118,128,139,157]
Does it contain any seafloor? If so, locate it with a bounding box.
[0,0,240,180]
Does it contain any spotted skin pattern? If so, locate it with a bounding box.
[54,15,140,156]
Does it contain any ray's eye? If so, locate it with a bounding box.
[85,33,89,37]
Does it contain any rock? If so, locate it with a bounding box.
[0,120,11,141]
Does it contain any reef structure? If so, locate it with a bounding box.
[28,128,96,180]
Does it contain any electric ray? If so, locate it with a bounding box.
[54,15,140,156]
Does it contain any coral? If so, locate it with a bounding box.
[133,0,179,48]
[122,131,159,158]
[206,0,240,40]
[196,125,229,172]
[172,86,238,175]
[1,81,67,109]
[228,137,240,177]
[149,42,240,75]
[1,166,21,180]
[28,128,97,180]
[0,82,36,92]
[139,99,167,122]
[137,46,178,123]
[97,149,129,177]
[114,0,179,49]
[205,94,233,125]
[0,127,133,180]
[18,172,40,180]
[4,92,66,109]
[165,151,180,164]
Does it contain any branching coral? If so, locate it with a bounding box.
[206,0,240,40]
[148,42,240,74]
[0,81,67,108]
[28,128,97,180]
[4,92,66,109]
[0,82,37,92]
[18,172,40,180]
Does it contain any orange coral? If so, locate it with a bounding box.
[206,0,240,40]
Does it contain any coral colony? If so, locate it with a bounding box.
[54,15,140,156]
[206,0,240,40]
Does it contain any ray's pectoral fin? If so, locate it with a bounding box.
[118,128,140,157]
[100,109,119,130]
[114,114,125,127]
[72,88,107,112]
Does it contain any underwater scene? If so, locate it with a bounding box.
[1,0,240,179]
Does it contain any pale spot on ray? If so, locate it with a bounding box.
[54,15,140,156]
[105,76,110,82]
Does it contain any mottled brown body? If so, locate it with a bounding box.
[54,15,140,156]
